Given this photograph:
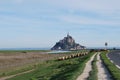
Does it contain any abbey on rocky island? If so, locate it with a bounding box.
[51,34,85,50]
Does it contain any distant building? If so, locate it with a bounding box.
[51,34,85,50]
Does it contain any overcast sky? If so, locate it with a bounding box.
[0,0,120,48]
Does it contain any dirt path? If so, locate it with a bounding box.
[96,52,112,80]
[76,53,96,80]
[0,69,34,80]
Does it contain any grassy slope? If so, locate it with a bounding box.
[100,51,120,80]
[7,52,94,80]
[0,64,35,77]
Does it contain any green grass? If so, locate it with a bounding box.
[87,54,98,80]
[0,64,35,77]
[100,51,120,80]
[7,52,94,80]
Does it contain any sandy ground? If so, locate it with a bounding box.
[96,53,112,80]
[76,53,96,80]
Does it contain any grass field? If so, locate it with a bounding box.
[0,50,94,80]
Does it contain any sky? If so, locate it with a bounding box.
[0,0,120,48]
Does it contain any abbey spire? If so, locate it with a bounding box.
[67,32,69,37]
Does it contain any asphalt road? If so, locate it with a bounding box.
[108,50,120,67]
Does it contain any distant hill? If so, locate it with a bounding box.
[51,34,85,50]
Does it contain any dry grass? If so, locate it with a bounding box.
[0,51,70,71]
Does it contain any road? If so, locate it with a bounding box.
[108,50,120,67]
[76,53,96,80]
[76,52,113,80]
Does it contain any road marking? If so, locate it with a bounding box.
[107,54,120,69]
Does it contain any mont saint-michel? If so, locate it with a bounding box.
[51,34,85,50]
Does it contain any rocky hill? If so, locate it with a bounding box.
[51,34,85,50]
